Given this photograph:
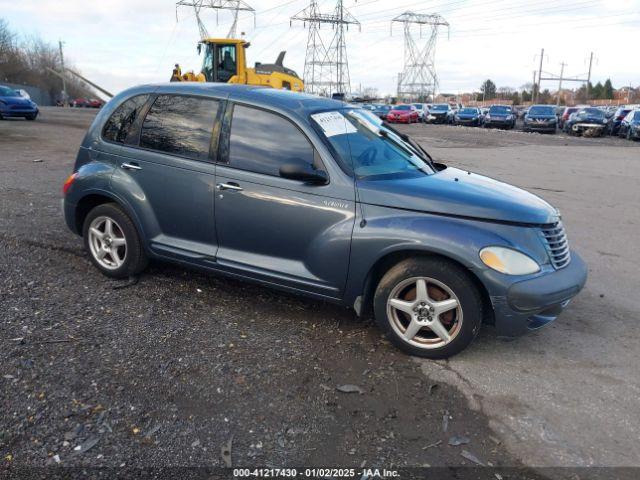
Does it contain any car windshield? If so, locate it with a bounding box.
[311,109,435,180]
[0,86,20,97]
[459,108,477,114]
[633,111,640,121]
[576,108,604,118]
[431,104,448,111]
[489,106,511,114]
[528,106,555,115]
[393,105,412,111]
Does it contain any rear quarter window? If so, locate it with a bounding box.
[102,94,149,143]
[139,95,220,161]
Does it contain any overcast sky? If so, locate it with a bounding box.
[3,0,639,98]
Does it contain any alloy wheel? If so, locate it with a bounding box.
[87,215,127,270]
[386,276,463,350]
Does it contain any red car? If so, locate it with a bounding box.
[386,104,419,124]
[88,98,104,108]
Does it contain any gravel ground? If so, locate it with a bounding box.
[0,108,544,475]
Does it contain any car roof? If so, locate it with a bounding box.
[122,83,346,118]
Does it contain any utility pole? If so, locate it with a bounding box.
[556,62,566,106]
[532,70,536,103]
[585,52,594,102]
[58,40,68,106]
[535,48,544,103]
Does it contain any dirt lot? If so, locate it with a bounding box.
[1,107,639,477]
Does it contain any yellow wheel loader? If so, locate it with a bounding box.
[171,38,304,92]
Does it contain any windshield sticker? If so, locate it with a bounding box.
[311,111,357,137]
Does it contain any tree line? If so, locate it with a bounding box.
[478,78,618,105]
[0,18,93,102]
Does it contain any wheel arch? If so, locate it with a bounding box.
[358,249,494,326]
[74,191,145,242]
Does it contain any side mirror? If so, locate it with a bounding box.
[279,162,328,184]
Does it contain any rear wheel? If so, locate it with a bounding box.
[82,203,148,279]
[373,257,483,359]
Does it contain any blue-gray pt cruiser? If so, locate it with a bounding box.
[62,84,587,358]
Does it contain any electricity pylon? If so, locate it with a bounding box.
[291,0,360,97]
[176,0,255,39]
[392,12,449,102]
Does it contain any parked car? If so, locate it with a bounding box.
[386,104,419,124]
[453,107,482,126]
[0,85,39,120]
[523,105,558,133]
[558,107,579,130]
[563,107,609,136]
[482,105,515,129]
[412,103,428,122]
[71,98,91,108]
[88,98,105,109]
[609,107,632,136]
[618,109,640,141]
[62,84,587,358]
[425,103,452,124]
[372,104,392,120]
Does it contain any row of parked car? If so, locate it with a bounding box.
[364,103,518,129]
[362,102,640,141]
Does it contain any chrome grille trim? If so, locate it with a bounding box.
[541,222,571,269]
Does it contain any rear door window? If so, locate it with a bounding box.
[227,104,315,177]
[139,95,220,161]
[102,94,149,143]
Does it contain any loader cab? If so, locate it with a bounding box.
[200,39,246,83]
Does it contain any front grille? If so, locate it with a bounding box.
[541,222,571,269]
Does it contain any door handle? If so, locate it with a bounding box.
[216,182,243,192]
[121,162,142,171]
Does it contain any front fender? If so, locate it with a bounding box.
[343,204,550,309]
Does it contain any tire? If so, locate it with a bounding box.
[627,129,632,140]
[26,113,37,121]
[373,257,483,359]
[82,203,148,279]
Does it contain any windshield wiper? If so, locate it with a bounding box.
[381,122,435,165]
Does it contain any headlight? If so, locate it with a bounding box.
[480,246,540,275]
[602,119,608,124]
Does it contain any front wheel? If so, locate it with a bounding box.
[373,257,483,359]
[82,203,148,279]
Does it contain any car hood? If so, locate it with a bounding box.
[526,115,555,120]
[457,113,478,118]
[357,167,558,225]
[0,96,32,106]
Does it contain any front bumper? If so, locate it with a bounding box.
[426,114,448,124]
[484,119,513,128]
[0,105,38,117]
[489,250,588,337]
[524,121,556,132]
[387,116,411,123]
[455,118,479,125]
